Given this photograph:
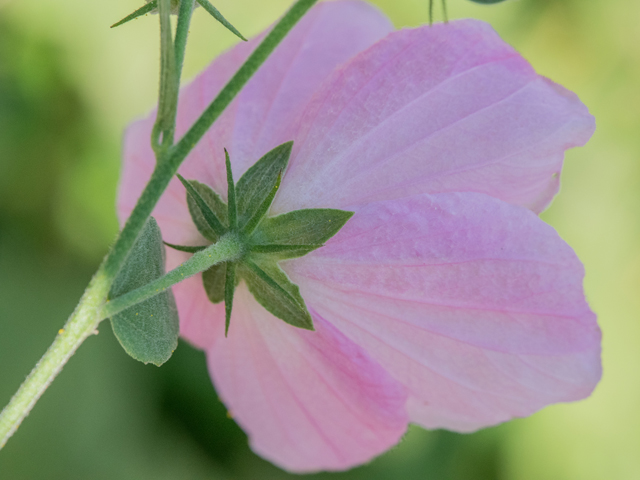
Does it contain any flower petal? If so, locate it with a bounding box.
[220,0,393,177]
[286,193,601,431]
[117,0,393,260]
[173,272,225,350]
[274,19,595,215]
[207,285,408,472]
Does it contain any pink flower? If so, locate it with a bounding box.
[118,0,601,472]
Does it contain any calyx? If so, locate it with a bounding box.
[167,142,353,335]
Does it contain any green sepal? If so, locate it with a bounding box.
[202,262,227,303]
[250,244,320,255]
[225,149,238,230]
[224,262,236,336]
[250,208,353,259]
[196,0,247,41]
[242,172,281,236]
[111,0,157,28]
[239,256,314,330]
[108,217,179,366]
[164,242,208,253]
[236,141,292,228]
[115,0,229,29]
[171,142,352,333]
[181,176,228,241]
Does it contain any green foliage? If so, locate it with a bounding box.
[250,209,353,259]
[164,242,207,253]
[196,0,247,41]
[224,149,238,230]
[240,257,314,330]
[180,176,227,240]
[223,262,236,335]
[236,141,293,228]
[1,0,326,460]
[236,142,293,223]
[111,0,246,41]
[110,1,156,28]
[243,172,282,235]
[173,142,351,333]
[101,0,321,289]
[109,217,179,366]
[202,262,227,303]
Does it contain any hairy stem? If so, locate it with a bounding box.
[168,0,319,171]
[0,0,319,451]
[174,0,196,112]
[0,270,111,448]
[152,0,177,153]
[104,0,319,284]
[102,234,242,319]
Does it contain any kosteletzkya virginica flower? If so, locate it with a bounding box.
[118,0,601,472]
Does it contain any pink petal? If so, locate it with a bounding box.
[286,193,601,431]
[117,0,393,262]
[219,0,393,177]
[207,285,408,472]
[273,19,595,215]
[173,273,226,350]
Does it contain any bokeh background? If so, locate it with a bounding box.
[1,0,638,478]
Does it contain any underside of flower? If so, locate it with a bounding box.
[117,2,601,471]
[166,141,353,335]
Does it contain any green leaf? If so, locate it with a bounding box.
[224,262,236,336]
[196,0,247,41]
[109,217,179,366]
[236,141,292,227]
[250,208,353,259]
[180,176,228,241]
[239,257,314,330]
[202,262,227,303]
[111,1,157,28]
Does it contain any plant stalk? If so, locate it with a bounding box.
[0,270,111,448]
[0,0,319,451]
[102,234,242,319]
[152,0,177,153]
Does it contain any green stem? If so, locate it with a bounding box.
[102,234,242,319]
[0,270,111,448]
[152,0,177,153]
[103,160,173,280]
[174,0,196,107]
[167,0,319,172]
[0,0,319,451]
[104,0,319,283]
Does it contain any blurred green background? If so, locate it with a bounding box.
[1,0,638,478]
